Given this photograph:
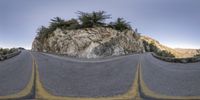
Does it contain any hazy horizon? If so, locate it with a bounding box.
[0,0,200,49]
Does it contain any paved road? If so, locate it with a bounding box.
[1,51,200,99]
[0,50,33,96]
[141,53,200,96]
[32,52,139,97]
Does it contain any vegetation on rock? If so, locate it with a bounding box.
[32,27,144,58]
[142,39,175,58]
[77,11,110,28]
[36,11,133,44]
[156,50,175,58]
[108,18,132,32]
[33,11,198,59]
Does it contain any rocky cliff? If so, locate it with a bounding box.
[32,27,144,58]
[32,11,199,59]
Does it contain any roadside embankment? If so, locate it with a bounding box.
[152,53,200,63]
[0,49,21,61]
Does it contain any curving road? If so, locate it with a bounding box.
[0,50,33,97]
[141,53,200,98]
[32,52,139,97]
[0,51,200,99]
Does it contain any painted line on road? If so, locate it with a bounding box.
[139,55,200,100]
[0,52,35,100]
[33,54,140,100]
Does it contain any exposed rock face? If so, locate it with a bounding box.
[32,27,144,58]
[141,36,199,58]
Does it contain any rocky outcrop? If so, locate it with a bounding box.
[32,27,144,58]
[152,53,200,63]
[141,36,199,58]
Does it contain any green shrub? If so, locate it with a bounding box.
[49,17,80,30]
[142,40,150,52]
[35,11,136,43]
[108,18,132,31]
[149,41,158,52]
[0,48,17,55]
[157,50,175,58]
[36,26,50,43]
[77,11,111,28]
[142,40,175,58]
[50,17,65,29]
[62,18,80,30]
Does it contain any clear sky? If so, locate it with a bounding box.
[0,0,200,49]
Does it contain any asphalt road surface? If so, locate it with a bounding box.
[32,52,139,97]
[141,53,200,96]
[1,51,200,99]
[0,50,32,96]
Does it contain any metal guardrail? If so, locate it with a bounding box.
[0,50,21,61]
[151,52,200,63]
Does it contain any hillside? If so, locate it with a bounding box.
[32,11,146,58]
[32,27,144,58]
[31,11,199,58]
[32,30,199,58]
[141,35,199,58]
[174,48,200,58]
